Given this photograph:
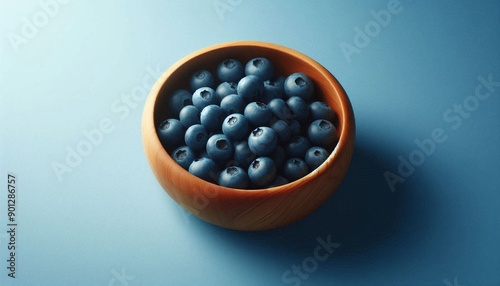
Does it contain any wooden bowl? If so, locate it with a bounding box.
[141,41,355,231]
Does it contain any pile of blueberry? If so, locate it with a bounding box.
[157,57,338,189]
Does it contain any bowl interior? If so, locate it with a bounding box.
[153,42,350,173]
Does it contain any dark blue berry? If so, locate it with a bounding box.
[237,75,264,102]
[215,81,238,102]
[171,146,196,170]
[222,113,250,141]
[287,96,310,124]
[169,89,192,117]
[283,158,309,182]
[220,93,245,114]
[189,157,219,183]
[285,136,311,159]
[190,70,215,91]
[261,76,285,103]
[206,134,233,163]
[184,124,209,152]
[248,126,278,156]
[309,101,336,122]
[179,105,200,128]
[244,101,273,127]
[200,104,226,133]
[245,57,274,81]
[248,157,276,187]
[217,59,245,83]
[270,119,292,144]
[268,98,295,120]
[284,72,314,101]
[218,166,249,189]
[157,118,185,149]
[233,140,257,169]
[305,146,329,170]
[307,119,337,149]
[192,87,218,110]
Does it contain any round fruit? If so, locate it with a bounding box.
[178,105,201,128]
[168,89,192,117]
[189,157,219,183]
[190,70,215,91]
[218,166,249,189]
[305,146,329,170]
[206,134,234,163]
[237,75,264,102]
[307,119,338,149]
[217,59,245,83]
[248,157,277,187]
[192,87,218,110]
[157,118,185,149]
[284,72,314,101]
[222,113,250,141]
[200,104,226,133]
[184,124,209,152]
[244,101,273,127]
[220,93,245,114]
[171,146,196,170]
[245,57,274,81]
[248,126,278,156]
[283,158,309,182]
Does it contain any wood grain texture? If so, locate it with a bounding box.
[141,41,355,231]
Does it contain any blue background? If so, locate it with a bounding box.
[1,0,499,285]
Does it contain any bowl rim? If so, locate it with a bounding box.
[143,40,355,196]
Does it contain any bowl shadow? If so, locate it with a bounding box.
[189,136,408,258]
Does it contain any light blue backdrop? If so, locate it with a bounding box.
[1,0,499,285]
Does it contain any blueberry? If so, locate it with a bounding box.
[184,124,209,152]
[222,113,250,141]
[206,134,233,163]
[284,72,314,101]
[248,157,276,187]
[245,57,274,81]
[244,101,273,127]
[171,146,196,170]
[157,118,185,150]
[189,157,219,183]
[309,101,336,122]
[178,105,200,128]
[233,140,257,169]
[270,119,291,143]
[220,93,245,114]
[261,76,285,103]
[248,126,278,156]
[218,166,249,189]
[268,175,289,187]
[217,59,245,83]
[200,104,226,133]
[270,145,286,169]
[287,96,310,124]
[268,98,295,120]
[282,158,309,182]
[190,70,215,91]
[215,81,238,102]
[192,87,218,110]
[305,146,329,170]
[285,136,311,159]
[307,119,338,149]
[237,75,264,102]
[168,89,192,117]
[288,119,302,137]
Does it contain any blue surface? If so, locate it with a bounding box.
[1,1,499,285]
